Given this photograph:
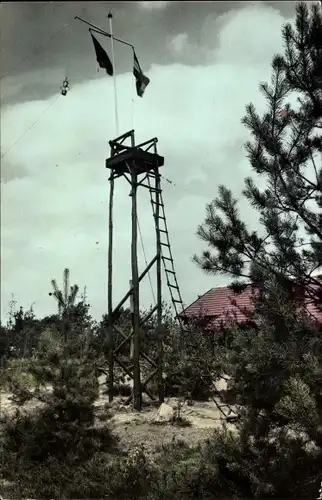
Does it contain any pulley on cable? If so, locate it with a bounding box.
[60,77,70,96]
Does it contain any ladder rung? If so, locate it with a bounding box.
[169,279,181,288]
[150,190,185,322]
[141,184,161,192]
[151,200,164,207]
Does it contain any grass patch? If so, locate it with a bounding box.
[171,415,191,427]
[151,415,191,427]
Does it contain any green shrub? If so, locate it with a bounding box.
[0,446,155,499]
[2,358,37,391]
[149,439,217,499]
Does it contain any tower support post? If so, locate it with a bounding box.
[130,134,142,411]
[107,172,115,402]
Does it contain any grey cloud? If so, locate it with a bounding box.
[1,160,29,183]
[1,2,296,107]
[137,1,171,10]
[1,2,298,321]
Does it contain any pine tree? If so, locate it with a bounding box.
[49,268,79,317]
[194,3,322,497]
[194,2,321,295]
[3,304,39,359]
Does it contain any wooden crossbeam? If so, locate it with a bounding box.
[113,355,155,402]
[113,324,157,368]
[111,255,158,316]
[125,366,159,405]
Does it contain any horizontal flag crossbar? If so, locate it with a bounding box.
[76,15,151,99]
[75,16,134,49]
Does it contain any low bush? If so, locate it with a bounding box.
[1,358,37,391]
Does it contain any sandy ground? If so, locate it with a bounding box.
[98,396,238,452]
[0,377,237,453]
[0,390,238,500]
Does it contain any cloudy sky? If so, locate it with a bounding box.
[1,0,302,321]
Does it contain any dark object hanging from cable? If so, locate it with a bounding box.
[60,78,70,96]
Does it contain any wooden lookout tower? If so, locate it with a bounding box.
[105,130,185,411]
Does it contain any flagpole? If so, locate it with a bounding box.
[108,12,119,136]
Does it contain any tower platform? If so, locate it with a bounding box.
[105,147,164,176]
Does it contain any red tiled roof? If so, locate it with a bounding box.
[181,282,322,327]
[182,284,256,327]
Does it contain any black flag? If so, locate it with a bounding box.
[133,50,150,98]
[91,33,113,76]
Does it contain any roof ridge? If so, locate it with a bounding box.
[211,282,253,290]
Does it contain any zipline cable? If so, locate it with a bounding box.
[1,12,77,160]
[1,92,61,160]
[130,70,157,307]
[131,52,136,132]
[138,217,157,307]
[65,23,71,81]
[0,22,70,81]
